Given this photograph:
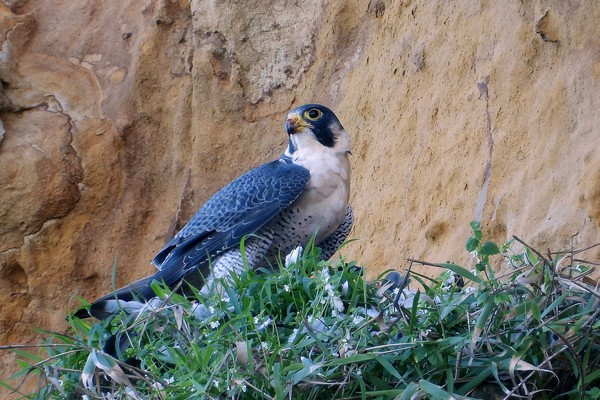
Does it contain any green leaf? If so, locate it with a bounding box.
[81,350,97,390]
[470,221,483,241]
[365,389,403,397]
[471,294,495,352]
[150,279,169,298]
[497,356,553,375]
[480,241,500,256]
[225,285,242,313]
[540,291,570,318]
[376,355,403,381]
[530,300,541,322]
[436,262,483,284]
[445,367,454,393]
[419,379,454,399]
[324,353,378,367]
[273,362,284,399]
[396,382,420,400]
[290,357,324,384]
[584,367,600,384]
[525,246,539,265]
[11,349,43,362]
[455,366,493,395]
[408,290,421,332]
[465,237,479,252]
[356,372,367,400]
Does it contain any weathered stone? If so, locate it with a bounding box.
[1,1,599,396]
[0,109,82,250]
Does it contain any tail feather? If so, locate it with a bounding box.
[73,275,157,319]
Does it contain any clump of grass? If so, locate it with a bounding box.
[2,222,599,399]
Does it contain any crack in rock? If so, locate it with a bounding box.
[474,76,494,222]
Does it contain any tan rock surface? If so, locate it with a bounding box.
[1,0,599,394]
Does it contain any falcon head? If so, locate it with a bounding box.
[285,104,350,155]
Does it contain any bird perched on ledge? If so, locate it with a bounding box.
[75,104,353,320]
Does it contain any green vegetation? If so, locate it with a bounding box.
[2,222,599,399]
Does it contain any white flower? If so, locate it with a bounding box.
[260,341,270,350]
[341,281,349,296]
[150,381,165,392]
[366,307,379,318]
[284,284,290,292]
[124,387,142,399]
[233,379,247,393]
[288,328,299,343]
[307,317,328,334]
[331,296,345,313]
[210,320,220,329]
[320,267,331,281]
[256,317,272,330]
[254,315,273,330]
[339,340,357,357]
[208,306,215,314]
[285,246,303,266]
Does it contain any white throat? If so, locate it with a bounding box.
[284,125,351,160]
[281,126,351,245]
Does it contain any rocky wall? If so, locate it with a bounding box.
[1,0,598,393]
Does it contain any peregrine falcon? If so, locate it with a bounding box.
[76,104,353,319]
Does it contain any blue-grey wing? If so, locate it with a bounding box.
[149,159,309,290]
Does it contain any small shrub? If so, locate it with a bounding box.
[2,224,599,399]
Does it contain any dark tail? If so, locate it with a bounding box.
[73,275,157,320]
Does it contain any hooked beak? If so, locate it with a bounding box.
[285,113,311,134]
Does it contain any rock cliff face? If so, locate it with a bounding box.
[1,0,599,389]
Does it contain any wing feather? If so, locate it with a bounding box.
[137,159,309,299]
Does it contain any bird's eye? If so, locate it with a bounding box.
[305,108,323,121]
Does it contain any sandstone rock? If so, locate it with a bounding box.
[1,1,599,396]
[0,110,82,251]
